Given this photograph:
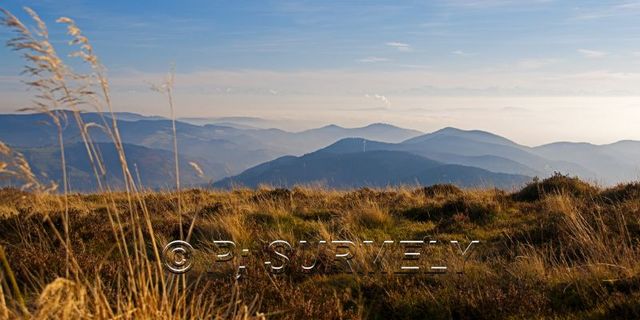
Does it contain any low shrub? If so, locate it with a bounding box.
[512,172,598,202]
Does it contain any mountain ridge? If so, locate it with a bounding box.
[1,111,639,191]
[214,149,530,189]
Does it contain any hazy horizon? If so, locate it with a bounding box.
[2,107,639,147]
[3,1,640,145]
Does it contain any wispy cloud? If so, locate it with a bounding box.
[365,94,391,106]
[104,67,640,99]
[452,50,474,57]
[577,49,607,59]
[358,56,390,63]
[386,42,412,52]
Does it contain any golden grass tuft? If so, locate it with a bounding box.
[34,278,88,319]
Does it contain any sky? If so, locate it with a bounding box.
[2,0,640,145]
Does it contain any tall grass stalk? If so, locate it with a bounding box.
[0,273,8,319]
[0,245,27,316]
[152,69,184,239]
[0,6,191,318]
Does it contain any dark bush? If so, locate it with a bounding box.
[600,182,640,203]
[512,172,598,202]
[402,195,498,225]
[442,196,499,225]
[416,183,463,198]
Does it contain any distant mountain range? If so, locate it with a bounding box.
[0,111,421,190]
[0,111,638,191]
[213,150,530,189]
[217,126,640,189]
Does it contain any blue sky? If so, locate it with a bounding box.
[2,0,640,144]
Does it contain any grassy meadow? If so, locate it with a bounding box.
[1,177,640,319]
[1,6,640,320]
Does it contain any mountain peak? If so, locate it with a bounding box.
[608,140,640,146]
[434,126,463,133]
[320,124,344,130]
[318,137,376,153]
[363,122,395,129]
[537,141,596,148]
[403,126,520,147]
[433,127,496,137]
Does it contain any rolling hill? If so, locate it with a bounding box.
[15,142,220,191]
[213,149,530,189]
[0,112,422,183]
[317,129,603,182]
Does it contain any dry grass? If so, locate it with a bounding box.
[0,6,639,320]
[0,182,639,319]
